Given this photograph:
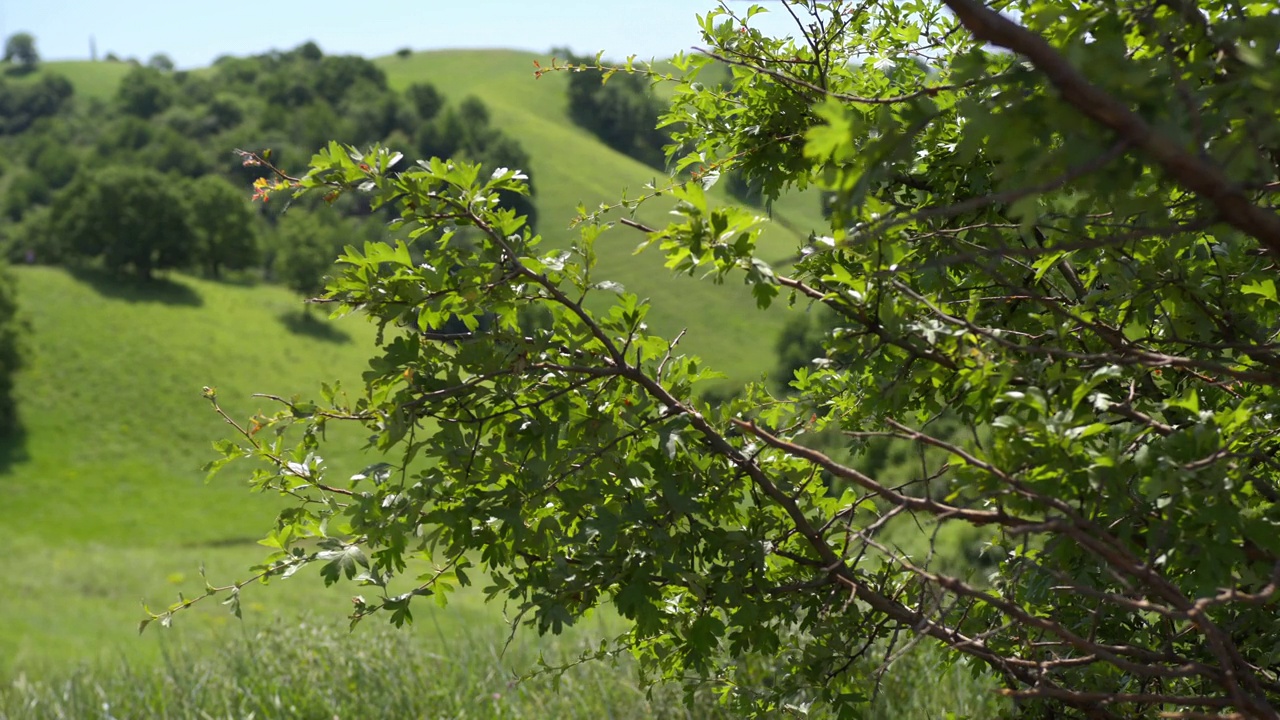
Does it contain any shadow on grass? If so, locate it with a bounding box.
[279,310,352,345]
[68,266,203,307]
[0,423,31,475]
[206,270,263,288]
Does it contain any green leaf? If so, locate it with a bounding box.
[1242,279,1277,304]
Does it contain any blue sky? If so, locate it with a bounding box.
[1,1,800,68]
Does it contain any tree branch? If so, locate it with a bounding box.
[939,0,1280,255]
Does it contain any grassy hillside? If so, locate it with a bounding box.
[26,60,136,101]
[0,268,499,672]
[3,267,384,545]
[0,267,643,679]
[0,267,385,669]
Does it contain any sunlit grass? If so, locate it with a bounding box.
[1,615,730,720]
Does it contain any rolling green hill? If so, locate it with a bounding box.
[22,60,137,101]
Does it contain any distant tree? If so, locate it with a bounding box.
[556,48,668,168]
[185,176,258,279]
[117,66,175,118]
[296,41,324,63]
[406,82,443,121]
[146,53,175,72]
[2,33,38,71]
[313,55,386,106]
[1,171,49,221]
[204,94,245,133]
[272,211,346,306]
[146,126,211,177]
[395,47,413,59]
[258,73,315,109]
[28,140,78,190]
[0,74,73,135]
[50,166,192,279]
[95,116,153,157]
[344,83,409,144]
[8,205,57,265]
[212,55,260,85]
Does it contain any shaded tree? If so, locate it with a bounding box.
[271,210,348,306]
[29,140,79,190]
[2,33,38,72]
[0,260,24,437]
[0,74,73,135]
[406,82,443,121]
[556,48,669,168]
[50,166,192,279]
[313,55,386,106]
[147,53,175,72]
[1,171,49,221]
[117,66,175,119]
[185,175,258,278]
[146,126,211,177]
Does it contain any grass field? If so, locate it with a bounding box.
[0,267,381,670]
[19,61,136,101]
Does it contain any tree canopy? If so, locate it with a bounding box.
[185,175,259,279]
[2,33,38,72]
[159,2,1280,718]
[50,166,192,279]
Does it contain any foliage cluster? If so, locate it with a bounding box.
[2,33,39,74]
[171,1,1280,718]
[0,74,71,136]
[555,48,671,169]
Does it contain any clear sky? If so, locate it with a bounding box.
[1,1,800,68]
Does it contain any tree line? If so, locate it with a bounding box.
[0,36,535,299]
